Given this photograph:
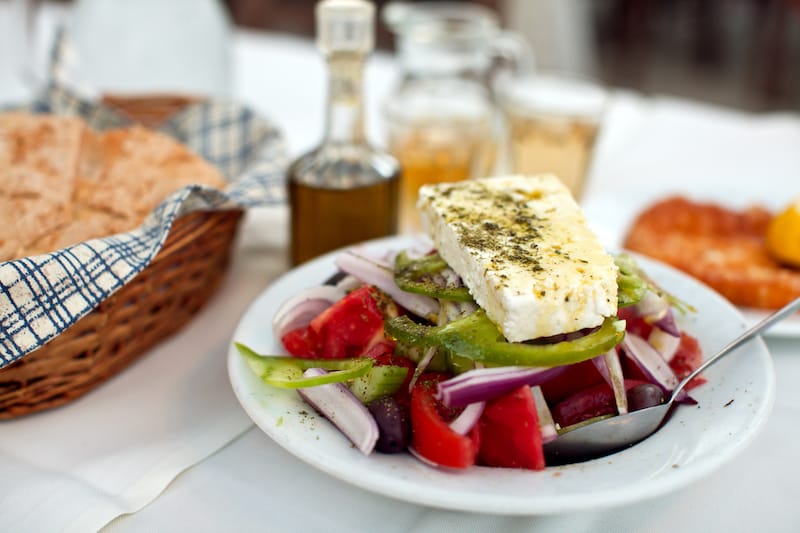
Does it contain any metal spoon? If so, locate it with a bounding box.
[544,296,800,463]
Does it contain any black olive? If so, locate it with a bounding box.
[626,383,667,412]
[367,396,410,454]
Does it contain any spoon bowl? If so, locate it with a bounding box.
[544,405,669,463]
[544,296,800,463]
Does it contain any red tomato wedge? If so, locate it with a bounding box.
[478,385,545,470]
[539,360,604,405]
[314,286,386,358]
[282,286,384,359]
[552,379,648,428]
[280,326,321,358]
[669,332,706,389]
[410,374,480,469]
[361,339,395,360]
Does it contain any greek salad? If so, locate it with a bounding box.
[235,246,704,470]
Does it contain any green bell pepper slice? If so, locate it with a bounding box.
[394,251,474,302]
[235,342,372,388]
[615,253,648,307]
[614,253,695,313]
[384,310,625,368]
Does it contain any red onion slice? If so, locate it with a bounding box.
[634,290,669,320]
[531,385,558,443]
[436,365,567,407]
[334,274,362,293]
[273,285,345,339]
[297,368,379,455]
[620,333,679,393]
[626,332,694,404]
[596,349,628,414]
[649,326,681,362]
[652,309,680,337]
[449,401,485,435]
[634,290,681,337]
[335,251,439,321]
[592,353,610,384]
[407,346,437,392]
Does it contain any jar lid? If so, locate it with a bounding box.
[316,0,375,54]
[382,1,498,44]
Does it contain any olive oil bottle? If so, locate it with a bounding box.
[289,0,400,265]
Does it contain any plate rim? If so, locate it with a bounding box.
[227,235,776,515]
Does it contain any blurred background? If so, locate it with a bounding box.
[4,0,798,112]
[218,0,800,112]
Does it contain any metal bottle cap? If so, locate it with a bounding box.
[316,0,375,54]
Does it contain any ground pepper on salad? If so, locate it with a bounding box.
[236,248,705,470]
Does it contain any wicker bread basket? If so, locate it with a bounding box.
[0,96,244,419]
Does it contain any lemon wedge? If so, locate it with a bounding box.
[766,200,800,267]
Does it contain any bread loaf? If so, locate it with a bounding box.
[0,113,226,261]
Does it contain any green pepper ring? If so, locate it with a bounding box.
[235,342,373,388]
[385,311,626,368]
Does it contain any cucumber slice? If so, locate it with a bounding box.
[349,365,409,404]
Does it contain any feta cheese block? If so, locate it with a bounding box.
[417,174,618,342]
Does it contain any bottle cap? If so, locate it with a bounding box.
[316,0,375,54]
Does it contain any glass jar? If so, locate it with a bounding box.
[382,1,533,233]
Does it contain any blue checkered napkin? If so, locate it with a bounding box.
[0,87,288,369]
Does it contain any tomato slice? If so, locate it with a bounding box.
[478,385,545,470]
[410,374,480,469]
[307,285,386,359]
[552,379,648,428]
[539,360,604,405]
[362,339,395,360]
[669,332,706,389]
[281,326,321,358]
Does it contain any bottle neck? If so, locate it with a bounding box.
[323,52,366,145]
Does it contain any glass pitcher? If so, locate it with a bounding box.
[381,1,533,233]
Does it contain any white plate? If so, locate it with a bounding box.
[582,190,800,338]
[227,235,775,515]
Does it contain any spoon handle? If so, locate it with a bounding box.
[669,296,800,402]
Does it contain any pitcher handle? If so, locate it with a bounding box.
[490,30,536,91]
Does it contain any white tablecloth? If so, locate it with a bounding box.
[2,7,800,533]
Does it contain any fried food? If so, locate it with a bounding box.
[0,113,227,261]
[623,196,800,310]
